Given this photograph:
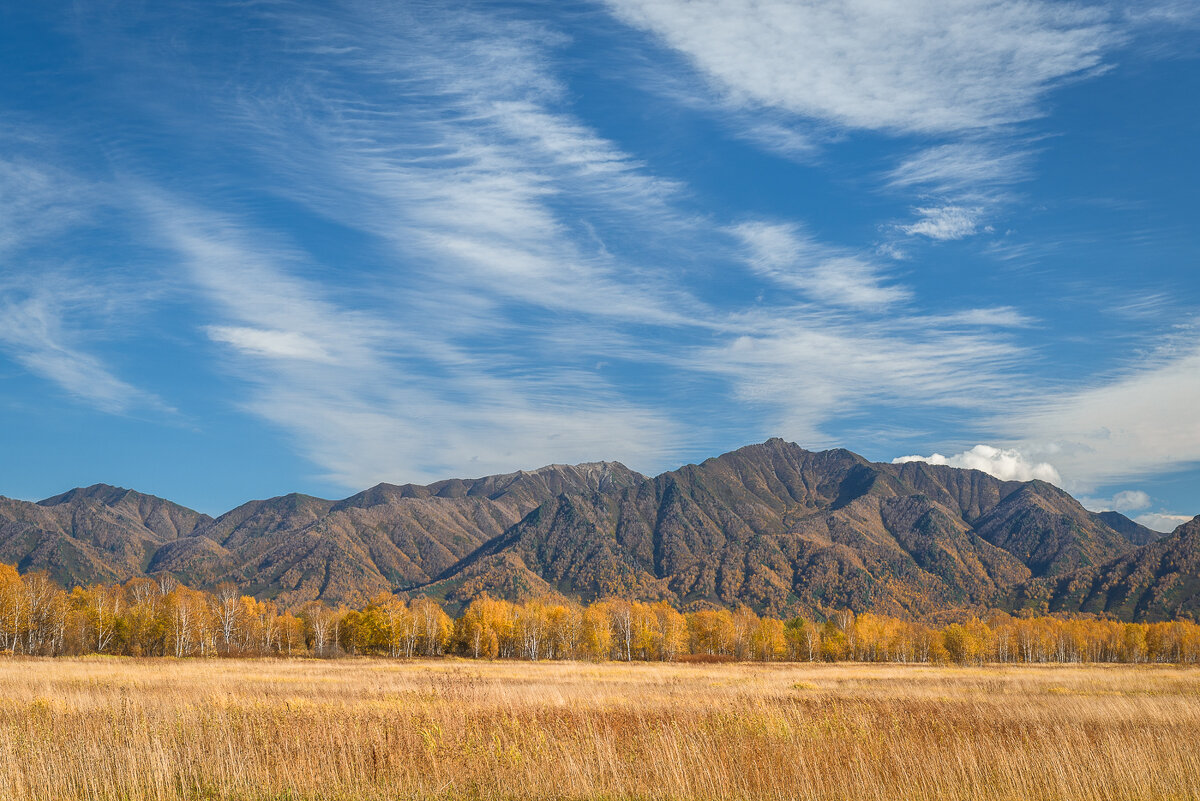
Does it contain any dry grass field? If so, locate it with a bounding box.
[1,658,1199,800]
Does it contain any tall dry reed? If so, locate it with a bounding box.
[1,657,1198,800]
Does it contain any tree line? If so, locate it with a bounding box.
[3,564,1200,664]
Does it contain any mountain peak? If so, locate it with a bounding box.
[40,484,150,507]
[1093,511,1164,546]
[335,460,645,510]
[3,440,1193,618]
[1178,516,1200,536]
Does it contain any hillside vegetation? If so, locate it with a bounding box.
[3,658,1198,801]
[4,439,1194,621]
[4,564,1200,665]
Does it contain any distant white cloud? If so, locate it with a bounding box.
[1079,489,1152,513]
[143,193,684,489]
[0,156,94,256]
[604,0,1115,135]
[887,145,1031,239]
[206,326,334,363]
[731,221,908,308]
[697,319,1028,449]
[1003,345,1200,486]
[1107,489,1152,512]
[0,284,165,415]
[1134,512,1193,533]
[0,146,169,416]
[736,121,818,160]
[1109,292,1173,321]
[901,206,983,241]
[12,0,1189,510]
[887,143,1033,194]
[1123,0,1200,35]
[893,445,1062,484]
[603,0,1119,248]
[924,307,1035,328]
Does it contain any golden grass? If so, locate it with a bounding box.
[2,657,1199,800]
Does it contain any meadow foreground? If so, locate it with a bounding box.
[2,658,1198,801]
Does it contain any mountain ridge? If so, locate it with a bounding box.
[0,440,1185,619]
[1011,515,1200,620]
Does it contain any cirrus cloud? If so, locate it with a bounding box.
[206,326,335,363]
[603,0,1115,135]
[900,206,984,241]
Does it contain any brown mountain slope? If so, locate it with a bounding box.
[154,462,644,605]
[969,482,1134,577]
[0,485,211,587]
[1,442,1163,616]
[1091,511,1164,547]
[887,459,1023,521]
[418,439,1132,617]
[1013,516,1200,621]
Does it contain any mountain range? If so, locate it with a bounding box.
[3,439,1195,621]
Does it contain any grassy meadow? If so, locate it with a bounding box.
[1,657,1199,801]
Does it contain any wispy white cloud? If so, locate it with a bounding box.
[1124,0,1200,27]
[214,5,709,338]
[1001,343,1200,487]
[735,120,819,161]
[0,147,167,416]
[15,0,1188,508]
[0,280,166,415]
[109,2,713,485]
[900,205,985,241]
[694,314,1028,448]
[1108,292,1175,321]
[918,307,1036,328]
[887,143,1032,238]
[0,156,94,256]
[731,222,908,308]
[131,0,1050,487]
[894,444,1062,484]
[1121,0,1200,60]
[603,0,1115,135]
[206,326,335,363]
[887,143,1034,194]
[139,190,684,488]
[599,0,1128,247]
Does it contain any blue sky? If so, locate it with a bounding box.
[0,1,1197,528]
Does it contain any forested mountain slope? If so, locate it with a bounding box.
[0,439,1181,618]
[0,486,212,587]
[1,463,643,606]
[418,439,1148,617]
[1013,516,1200,621]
